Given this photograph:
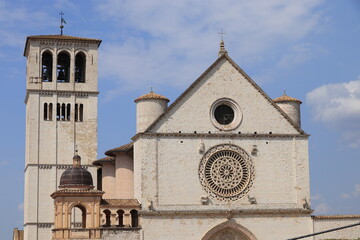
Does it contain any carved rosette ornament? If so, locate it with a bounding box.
[199,144,254,201]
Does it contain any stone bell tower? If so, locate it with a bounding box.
[23,34,101,240]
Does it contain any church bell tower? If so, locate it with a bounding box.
[23,34,101,240]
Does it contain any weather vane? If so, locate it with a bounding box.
[59,12,66,35]
[218,29,226,41]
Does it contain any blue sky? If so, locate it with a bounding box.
[1,0,360,238]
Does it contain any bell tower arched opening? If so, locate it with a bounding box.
[75,52,86,83]
[41,51,52,82]
[57,51,70,82]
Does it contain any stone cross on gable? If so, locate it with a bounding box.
[218,29,226,41]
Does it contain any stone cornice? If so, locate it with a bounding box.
[24,222,53,227]
[24,163,97,172]
[51,189,104,198]
[24,89,99,103]
[132,132,309,141]
[140,208,313,217]
[312,215,360,220]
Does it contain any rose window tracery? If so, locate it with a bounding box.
[199,144,254,201]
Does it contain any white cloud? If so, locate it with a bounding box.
[340,193,351,199]
[314,202,330,214]
[276,43,315,69]
[0,160,8,166]
[307,77,360,148]
[311,193,322,201]
[0,0,54,52]
[341,184,360,199]
[95,0,325,97]
[17,203,24,211]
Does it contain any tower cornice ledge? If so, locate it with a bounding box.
[24,89,99,103]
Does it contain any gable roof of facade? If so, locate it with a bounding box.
[140,53,306,136]
[24,34,102,56]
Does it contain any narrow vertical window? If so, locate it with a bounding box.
[57,51,70,82]
[42,51,52,82]
[79,104,84,122]
[49,103,53,121]
[75,104,79,122]
[61,103,66,121]
[117,210,124,227]
[44,103,48,120]
[66,104,71,121]
[75,52,86,83]
[130,210,138,228]
[103,210,111,227]
[56,103,61,121]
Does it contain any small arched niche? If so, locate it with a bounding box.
[202,221,257,240]
[75,52,86,83]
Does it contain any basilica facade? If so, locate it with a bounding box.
[21,34,360,240]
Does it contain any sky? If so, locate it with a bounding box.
[1,0,360,238]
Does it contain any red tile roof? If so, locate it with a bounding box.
[134,92,169,103]
[92,156,115,166]
[101,199,140,207]
[104,142,133,157]
[24,34,102,56]
[273,94,302,103]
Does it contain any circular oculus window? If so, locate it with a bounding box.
[199,144,254,201]
[210,99,242,131]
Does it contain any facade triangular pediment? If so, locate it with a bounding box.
[145,54,304,135]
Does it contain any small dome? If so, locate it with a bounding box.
[134,91,169,103]
[59,155,94,189]
[273,93,302,104]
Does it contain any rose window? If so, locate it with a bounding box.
[199,144,254,201]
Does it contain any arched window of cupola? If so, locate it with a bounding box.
[103,209,111,227]
[117,210,124,227]
[71,205,87,228]
[75,52,86,83]
[42,51,53,82]
[130,210,139,228]
[57,51,70,82]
